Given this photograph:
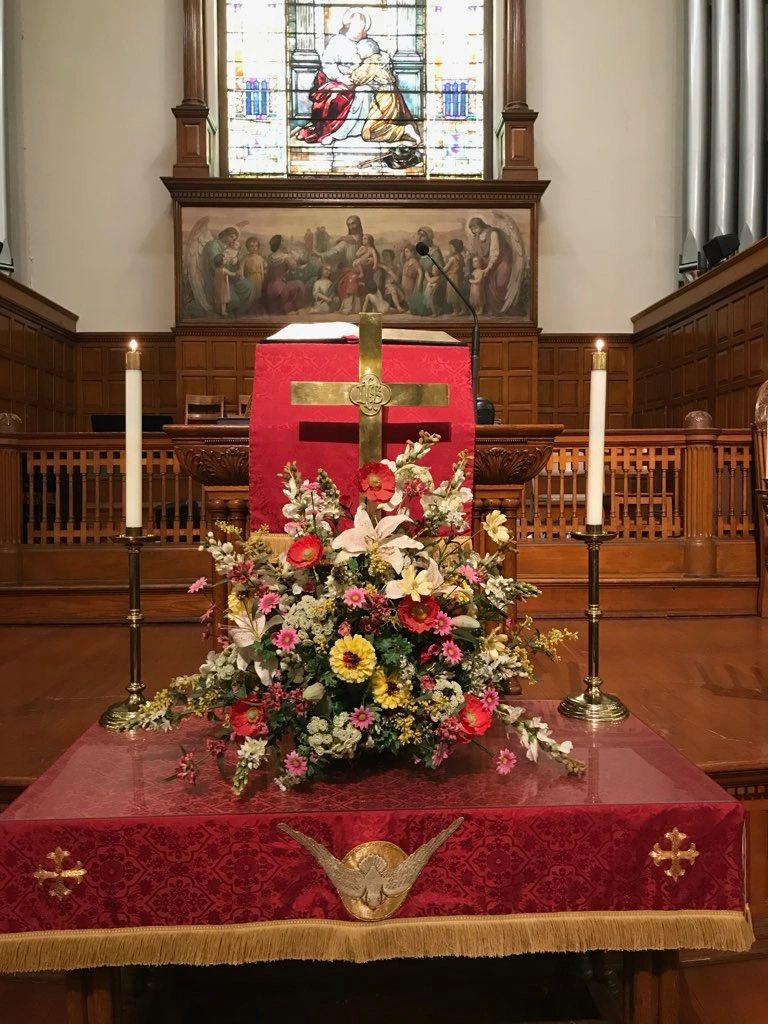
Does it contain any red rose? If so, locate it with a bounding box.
[356,461,396,503]
[398,595,439,633]
[231,697,267,738]
[286,534,324,569]
[456,694,493,743]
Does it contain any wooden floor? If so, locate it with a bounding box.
[1,615,766,789]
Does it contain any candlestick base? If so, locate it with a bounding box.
[99,698,143,732]
[558,680,629,723]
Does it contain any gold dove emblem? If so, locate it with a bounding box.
[278,817,464,921]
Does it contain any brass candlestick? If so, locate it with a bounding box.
[558,524,629,723]
[100,528,158,730]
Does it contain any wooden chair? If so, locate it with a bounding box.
[238,394,251,417]
[184,394,225,425]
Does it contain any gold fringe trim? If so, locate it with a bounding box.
[0,909,753,973]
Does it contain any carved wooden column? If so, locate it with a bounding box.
[173,0,210,177]
[0,414,22,585]
[496,0,538,181]
[682,410,719,577]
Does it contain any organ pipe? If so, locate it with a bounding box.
[739,0,765,247]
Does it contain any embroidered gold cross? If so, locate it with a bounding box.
[34,846,87,900]
[291,313,450,466]
[650,828,699,881]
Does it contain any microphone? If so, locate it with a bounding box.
[414,241,494,424]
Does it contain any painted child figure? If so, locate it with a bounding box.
[213,253,237,317]
[240,236,266,303]
[443,239,466,316]
[311,265,338,313]
[468,256,486,315]
[352,233,380,276]
[424,264,443,317]
[380,249,407,313]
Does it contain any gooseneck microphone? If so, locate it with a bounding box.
[414,241,494,424]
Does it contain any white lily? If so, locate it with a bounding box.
[482,510,511,544]
[385,563,436,601]
[332,506,422,574]
[229,610,278,682]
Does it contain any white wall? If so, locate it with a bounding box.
[528,0,683,333]
[6,0,681,334]
[7,0,181,331]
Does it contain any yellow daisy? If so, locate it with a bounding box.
[329,635,377,683]
[371,668,412,709]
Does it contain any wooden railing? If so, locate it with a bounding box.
[0,434,204,545]
[520,429,753,543]
[0,428,755,549]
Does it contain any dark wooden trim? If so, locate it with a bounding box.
[504,0,528,111]
[633,236,768,334]
[216,0,229,177]
[0,276,77,334]
[162,175,549,204]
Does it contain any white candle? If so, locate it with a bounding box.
[125,339,143,529]
[585,339,608,526]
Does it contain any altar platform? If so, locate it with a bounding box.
[0,700,752,976]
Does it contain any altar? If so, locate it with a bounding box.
[0,700,752,1021]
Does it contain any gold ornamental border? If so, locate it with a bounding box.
[0,909,753,973]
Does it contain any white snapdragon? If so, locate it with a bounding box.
[237,736,268,769]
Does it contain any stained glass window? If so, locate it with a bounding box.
[223,1,487,178]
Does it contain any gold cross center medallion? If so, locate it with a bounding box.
[34,846,88,900]
[649,827,699,882]
[291,313,450,466]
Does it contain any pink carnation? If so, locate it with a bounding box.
[441,640,463,665]
[338,620,351,636]
[495,748,518,775]
[175,752,197,784]
[343,586,368,609]
[273,626,298,652]
[284,751,308,779]
[419,674,436,692]
[188,576,208,594]
[433,611,452,637]
[258,592,280,614]
[349,706,375,730]
[205,738,227,759]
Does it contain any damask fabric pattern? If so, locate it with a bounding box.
[0,704,748,946]
[249,342,475,531]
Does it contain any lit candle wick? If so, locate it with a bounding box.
[595,338,605,352]
[129,338,138,352]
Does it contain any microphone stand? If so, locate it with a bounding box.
[414,242,495,424]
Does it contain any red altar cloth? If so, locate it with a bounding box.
[249,341,474,531]
[0,702,752,970]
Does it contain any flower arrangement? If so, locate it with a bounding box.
[136,434,582,793]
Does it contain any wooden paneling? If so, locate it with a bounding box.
[76,333,177,429]
[178,326,539,424]
[633,238,768,428]
[0,277,77,431]
[538,334,633,428]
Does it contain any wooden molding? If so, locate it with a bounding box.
[0,276,77,334]
[633,236,768,334]
[162,176,550,205]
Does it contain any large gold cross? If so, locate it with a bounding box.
[649,828,699,881]
[34,846,88,900]
[291,313,450,465]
